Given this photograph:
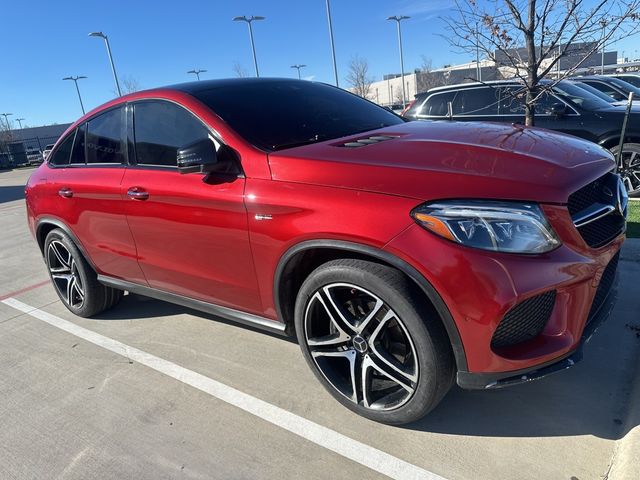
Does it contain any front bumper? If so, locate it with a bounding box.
[456,275,618,389]
[384,211,624,377]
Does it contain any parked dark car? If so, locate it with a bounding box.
[610,73,640,89]
[27,78,626,424]
[573,75,640,103]
[571,80,640,108]
[403,79,640,196]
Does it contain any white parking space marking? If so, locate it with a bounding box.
[2,297,446,480]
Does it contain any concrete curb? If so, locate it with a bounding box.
[609,239,640,480]
[609,368,640,480]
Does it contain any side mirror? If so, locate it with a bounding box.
[177,138,217,174]
[549,103,567,117]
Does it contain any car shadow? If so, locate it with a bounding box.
[0,185,25,204]
[91,293,296,342]
[93,292,637,440]
[409,323,638,441]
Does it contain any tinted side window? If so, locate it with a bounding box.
[70,124,86,165]
[133,101,210,166]
[498,88,525,114]
[533,92,564,114]
[404,97,425,118]
[582,81,626,101]
[451,88,499,116]
[86,107,126,164]
[423,91,456,117]
[498,88,563,115]
[48,131,75,166]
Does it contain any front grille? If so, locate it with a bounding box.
[587,252,620,321]
[568,173,626,248]
[568,176,607,216]
[491,291,557,349]
[576,213,626,249]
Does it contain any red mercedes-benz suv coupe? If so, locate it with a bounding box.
[26,79,627,424]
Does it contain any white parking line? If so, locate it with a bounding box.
[2,297,447,480]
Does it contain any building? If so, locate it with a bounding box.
[369,73,419,107]
[1,123,71,168]
[1,123,71,151]
[367,60,500,107]
[363,41,619,107]
[495,42,617,71]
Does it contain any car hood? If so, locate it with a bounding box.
[267,120,615,204]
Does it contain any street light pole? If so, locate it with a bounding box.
[290,64,307,79]
[88,32,122,96]
[233,16,265,77]
[387,15,410,106]
[475,23,481,81]
[187,69,207,81]
[15,118,25,129]
[325,0,339,87]
[600,19,608,74]
[63,76,88,115]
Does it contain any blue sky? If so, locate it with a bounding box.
[1,0,637,127]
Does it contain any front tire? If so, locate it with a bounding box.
[294,259,454,425]
[610,143,640,197]
[44,228,122,317]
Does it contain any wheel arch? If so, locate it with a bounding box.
[598,134,640,150]
[274,240,468,371]
[35,217,97,271]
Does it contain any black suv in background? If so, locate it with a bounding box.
[403,80,640,196]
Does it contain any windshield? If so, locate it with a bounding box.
[616,75,640,88]
[569,81,616,103]
[552,80,614,110]
[190,80,404,151]
[607,76,640,96]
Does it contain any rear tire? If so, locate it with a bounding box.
[610,143,640,197]
[44,228,122,317]
[294,259,454,425]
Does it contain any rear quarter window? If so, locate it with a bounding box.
[423,91,457,117]
[48,131,75,166]
[86,107,126,164]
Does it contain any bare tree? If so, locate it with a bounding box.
[0,118,14,150]
[416,56,454,92]
[121,75,141,94]
[232,62,249,78]
[346,55,374,99]
[445,0,640,125]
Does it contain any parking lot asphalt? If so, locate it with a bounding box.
[1,167,639,480]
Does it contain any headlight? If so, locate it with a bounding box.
[411,200,560,253]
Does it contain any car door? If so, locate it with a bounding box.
[49,108,146,283]
[496,87,590,138]
[121,100,262,314]
[450,86,500,122]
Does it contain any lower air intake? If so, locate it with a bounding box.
[491,291,557,349]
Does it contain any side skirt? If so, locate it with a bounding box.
[97,275,287,336]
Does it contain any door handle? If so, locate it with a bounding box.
[127,187,149,200]
[58,187,73,198]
